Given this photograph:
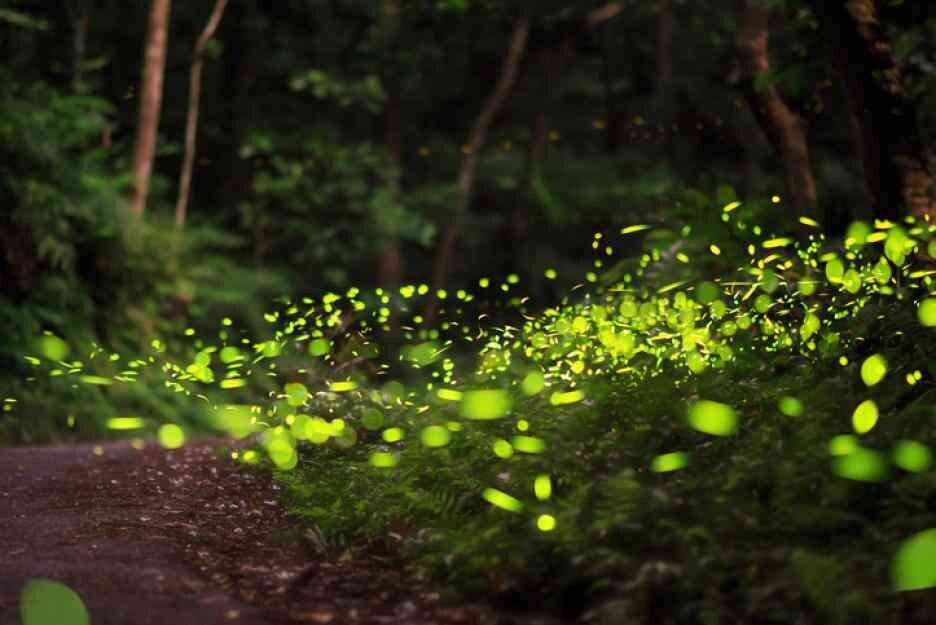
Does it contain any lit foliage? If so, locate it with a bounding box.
[17,210,936,603]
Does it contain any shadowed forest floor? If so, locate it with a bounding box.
[0,440,562,625]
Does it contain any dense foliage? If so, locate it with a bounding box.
[3,0,936,622]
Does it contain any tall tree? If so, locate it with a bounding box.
[127,0,171,218]
[65,0,93,93]
[808,0,936,219]
[655,0,675,114]
[175,0,228,229]
[377,0,403,291]
[735,0,818,215]
[424,12,530,322]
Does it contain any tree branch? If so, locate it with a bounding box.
[175,0,228,229]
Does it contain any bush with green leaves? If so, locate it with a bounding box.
[15,198,936,621]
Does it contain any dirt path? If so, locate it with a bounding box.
[0,441,531,625]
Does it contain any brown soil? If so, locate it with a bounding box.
[0,440,558,625]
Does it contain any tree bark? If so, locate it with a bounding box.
[378,0,403,293]
[808,0,936,219]
[66,0,91,94]
[735,0,818,216]
[655,0,674,112]
[424,13,530,323]
[174,0,228,229]
[128,0,171,218]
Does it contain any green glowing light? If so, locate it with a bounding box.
[20,579,89,625]
[534,474,552,500]
[860,354,887,387]
[420,425,451,448]
[762,237,793,249]
[492,439,513,458]
[778,396,803,417]
[537,514,556,532]
[383,427,404,443]
[620,224,652,235]
[304,417,333,444]
[482,488,523,512]
[833,448,888,482]
[219,346,242,363]
[460,389,512,420]
[918,298,936,327]
[158,424,186,449]
[828,434,859,456]
[106,417,144,430]
[550,389,585,406]
[511,435,545,454]
[651,451,688,472]
[285,382,309,406]
[521,371,545,396]
[80,375,113,386]
[370,452,400,468]
[892,440,933,473]
[852,399,879,434]
[892,529,936,591]
[36,335,69,362]
[687,400,737,436]
[436,388,463,401]
[308,338,331,356]
[825,258,844,284]
[213,405,256,438]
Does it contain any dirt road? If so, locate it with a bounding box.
[0,440,514,625]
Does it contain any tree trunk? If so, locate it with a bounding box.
[808,0,936,219]
[655,0,675,114]
[174,0,228,229]
[514,109,548,243]
[735,0,818,216]
[424,13,530,323]
[378,0,403,293]
[128,0,171,218]
[66,0,91,94]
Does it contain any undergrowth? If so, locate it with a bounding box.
[13,204,936,623]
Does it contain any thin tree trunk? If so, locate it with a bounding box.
[378,0,403,293]
[808,0,936,219]
[424,13,530,323]
[66,0,91,93]
[735,0,818,216]
[174,0,228,229]
[128,0,171,218]
[599,24,619,154]
[510,108,548,252]
[655,0,674,112]
[377,86,403,290]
